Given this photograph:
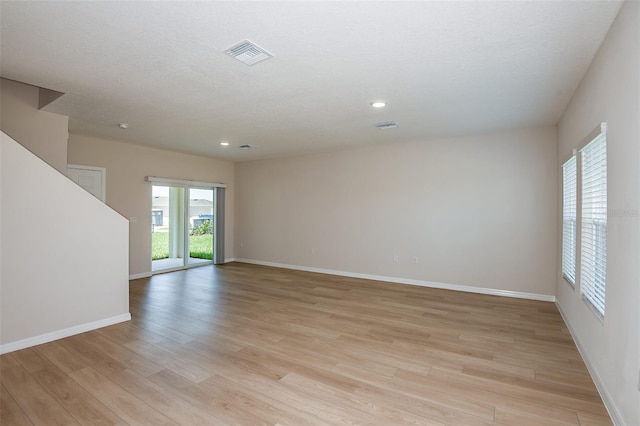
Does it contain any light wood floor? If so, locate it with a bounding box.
[1,263,611,425]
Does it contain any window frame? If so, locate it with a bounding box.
[561,155,577,286]
[578,123,607,319]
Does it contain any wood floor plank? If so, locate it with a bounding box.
[333,362,495,421]
[281,370,481,426]
[267,372,386,425]
[428,366,609,417]
[147,369,272,425]
[0,262,612,425]
[1,355,79,425]
[461,365,601,403]
[95,366,221,425]
[494,406,576,426]
[577,410,614,426]
[11,348,49,373]
[492,351,591,375]
[122,339,214,384]
[210,373,337,426]
[0,383,32,426]
[393,361,582,425]
[0,352,22,370]
[68,367,175,425]
[494,396,581,425]
[31,364,126,425]
[95,321,166,346]
[199,373,326,426]
[34,341,87,375]
[81,332,165,377]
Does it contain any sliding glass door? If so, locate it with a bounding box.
[151,185,215,272]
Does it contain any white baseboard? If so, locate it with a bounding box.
[129,272,152,280]
[555,302,622,425]
[0,313,131,355]
[233,258,556,302]
[224,257,236,263]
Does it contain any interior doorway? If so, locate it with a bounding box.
[151,185,215,272]
[67,164,106,202]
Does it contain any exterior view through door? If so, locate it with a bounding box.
[152,185,215,272]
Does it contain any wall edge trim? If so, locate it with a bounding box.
[0,313,132,355]
[555,301,622,425]
[233,258,556,302]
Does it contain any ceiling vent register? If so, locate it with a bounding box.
[224,40,273,66]
[239,144,258,149]
[376,121,399,129]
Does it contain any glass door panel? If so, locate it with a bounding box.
[152,185,186,272]
[188,188,214,265]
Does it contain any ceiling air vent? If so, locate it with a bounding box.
[239,144,258,149]
[224,40,273,66]
[376,121,399,129]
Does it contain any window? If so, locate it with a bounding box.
[580,130,607,316]
[562,156,577,285]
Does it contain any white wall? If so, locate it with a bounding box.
[0,132,130,352]
[68,134,235,277]
[235,126,558,298]
[556,2,639,425]
[0,78,69,174]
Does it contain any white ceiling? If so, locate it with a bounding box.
[0,1,623,162]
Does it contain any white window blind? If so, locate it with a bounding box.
[580,130,607,316]
[562,156,577,285]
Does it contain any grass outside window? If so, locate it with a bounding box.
[152,232,213,260]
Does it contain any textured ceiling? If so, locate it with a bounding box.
[0,1,623,161]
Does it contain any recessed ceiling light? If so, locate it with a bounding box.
[117,123,128,129]
[220,141,230,146]
[370,101,386,108]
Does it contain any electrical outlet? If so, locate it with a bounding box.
[412,256,419,264]
[130,216,137,223]
[310,248,315,255]
[240,241,244,248]
[393,255,399,263]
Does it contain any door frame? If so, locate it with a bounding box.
[151,183,216,274]
[147,176,227,274]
